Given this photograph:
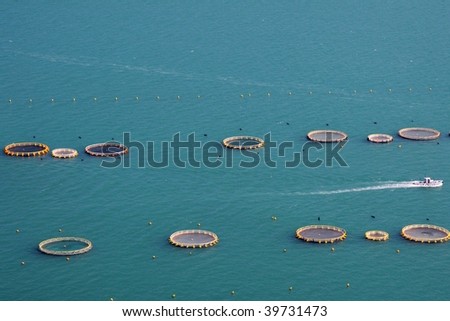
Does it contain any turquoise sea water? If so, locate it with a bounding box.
[0,1,449,301]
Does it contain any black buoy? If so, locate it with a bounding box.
[317,216,320,221]
[204,134,207,137]
[373,121,377,125]
[78,136,82,139]
[426,218,430,221]
[325,123,329,126]
[33,135,36,138]
[239,128,242,131]
[286,122,290,125]
[371,215,375,219]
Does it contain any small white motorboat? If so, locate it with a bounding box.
[411,177,443,188]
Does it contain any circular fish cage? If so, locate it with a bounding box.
[169,230,219,248]
[401,224,449,243]
[222,136,264,150]
[367,134,393,144]
[296,225,347,243]
[51,148,78,159]
[307,130,348,143]
[4,142,49,157]
[85,143,128,157]
[365,230,389,241]
[398,127,440,141]
[38,237,93,256]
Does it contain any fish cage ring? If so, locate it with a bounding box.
[85,143,128,157]
[169,230,219,248]
[401,224,449,243]
[398,128,440,141]
[4,142,49,157]
[307,130,348,143]
[51,148,79,159]
[38,237,93,256]
[365,230,389,241]
[367,134,393,143]
[222,136,265,150]
[296,225,347,243]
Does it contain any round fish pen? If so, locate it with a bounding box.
[85,143,128,157]
[4,142,49,157]
[398,128,440,141]
[169,230,219,248]
[38,237,93,256]
[222,136,264,150]
[307,130,348,143]
[51,148,78,159]
[367,134,393,144]
[401,224,449,243]
[296,225,347,243]
[365,230,389,241]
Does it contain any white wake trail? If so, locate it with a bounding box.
[292,181,423,196]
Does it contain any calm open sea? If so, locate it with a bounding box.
[0,1,449,300]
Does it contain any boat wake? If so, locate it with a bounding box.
[291,181,429,196]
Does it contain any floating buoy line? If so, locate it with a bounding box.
[1,86,443,106]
